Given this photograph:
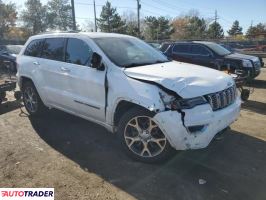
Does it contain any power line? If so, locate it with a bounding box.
[75,2,134,9]
[75,1,162,16]
[150,0,214,17]
[140,1,178,15]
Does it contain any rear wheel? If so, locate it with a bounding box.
[118,107,175,163]
[22,81,46,116]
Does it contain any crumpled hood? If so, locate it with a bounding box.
[124,61,234,98]
[225,53,259,62]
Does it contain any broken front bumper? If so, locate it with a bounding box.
[154,96,241,150]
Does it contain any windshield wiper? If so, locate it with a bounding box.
[124,62,151,68]
[124,60,169,68]
[154,60,169,63]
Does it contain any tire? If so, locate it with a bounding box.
[241,89,250,101]
[9,62,16,73]
[0,92,6,100]
[22,81,46,116]
[118,107,175,163]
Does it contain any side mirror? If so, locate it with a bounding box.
[90,52,104,71]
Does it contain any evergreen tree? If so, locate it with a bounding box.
[207,21,224,39]
[21,0,48,34]
[184,16,207,39]
[246,23,266,39]
[97,1,126,33]
[157,17,174,40]
[228,20,243,36]
[143,16,173,40]
[47,0,72,31]
[0,1,17,38]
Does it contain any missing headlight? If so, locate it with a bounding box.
[171,96,208,110]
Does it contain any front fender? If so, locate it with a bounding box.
[106,75,166,126]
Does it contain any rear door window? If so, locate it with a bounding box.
[65,38,93,66]
[191,45,210,56]
[24,39,44,57]
[172,44,190,54]
[41,38,65,61]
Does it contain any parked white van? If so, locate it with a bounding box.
[17,32,241,162]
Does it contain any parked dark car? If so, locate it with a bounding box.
[219,43,265,68]
[160,42,172,53]
[148,42,161,50]
[163,41,262,79]
[0,45,23,72]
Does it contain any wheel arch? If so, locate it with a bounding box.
[20,76,34,89]
[112,100,157,129]
[20,75,46,106]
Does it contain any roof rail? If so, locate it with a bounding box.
[37,30,80,35]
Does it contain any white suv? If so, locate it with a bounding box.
[17,32,241,163]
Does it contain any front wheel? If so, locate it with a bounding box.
[118,107,175,163]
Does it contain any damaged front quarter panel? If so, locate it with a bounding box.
[153,97,241,150]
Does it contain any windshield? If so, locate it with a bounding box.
[93,37,169,67]
[203,42,231,56]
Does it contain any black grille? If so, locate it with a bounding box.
[205,85,237,111]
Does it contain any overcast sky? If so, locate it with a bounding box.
[5,0,266,34]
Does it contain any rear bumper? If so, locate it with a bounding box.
[154,96,241,150]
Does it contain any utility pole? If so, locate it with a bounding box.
[137,0,141,36]
[94,0,97,32]
[71,0,76,30]
[214,9,218,39]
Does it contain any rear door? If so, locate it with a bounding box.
[21,39,46,98]
[62,37,106,121]
[39,37,76,110]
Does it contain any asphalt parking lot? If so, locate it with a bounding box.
[0,60,266,200]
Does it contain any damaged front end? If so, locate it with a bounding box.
[123,63,241,151]
[153,88,241,150]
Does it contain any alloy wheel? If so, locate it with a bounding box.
[24,86,38,113]
[124,116,166,158]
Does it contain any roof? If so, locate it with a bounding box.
[30,31,134,40]
[171,41,217,46]
[193,41,216,45]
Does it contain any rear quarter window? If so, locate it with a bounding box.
[24,39,44,57]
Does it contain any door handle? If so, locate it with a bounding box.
[60,67,70,72]
[33,61,40,65]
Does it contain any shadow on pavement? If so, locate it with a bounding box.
[249,79,266,89]
[29,110,266,200]
[242,100,266,115]
[0,100,22,115]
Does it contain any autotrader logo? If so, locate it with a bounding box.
[0,188,54,200]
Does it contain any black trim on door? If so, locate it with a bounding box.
[74,100,100,110]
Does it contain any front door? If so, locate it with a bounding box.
[190,44,215,67]
[62,38,106,121]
